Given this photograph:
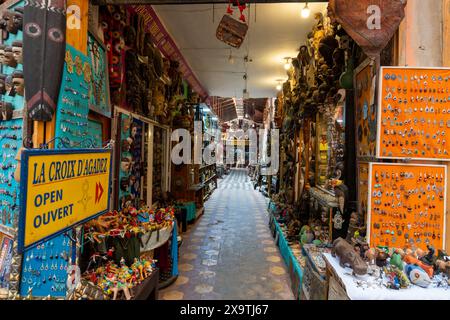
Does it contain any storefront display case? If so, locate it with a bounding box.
[376,67,450,161]
[367,162,446,251]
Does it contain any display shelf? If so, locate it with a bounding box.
[269,214,304,300]
[202,174,217,185]
[199,163,215,170]
[367,162,446,250]
[189,184,204,192]
[377,67,450,160]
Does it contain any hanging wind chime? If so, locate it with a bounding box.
[216,0,249,49]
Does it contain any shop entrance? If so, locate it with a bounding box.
[88,1,329,300]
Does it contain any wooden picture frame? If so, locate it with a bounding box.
[87,29,111,118]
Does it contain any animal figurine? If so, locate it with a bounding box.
[375,249,389,268]
[395,248,405,258]
[390,252,404,270]
[403,254,434,278]
[420,245,435,266]
[331,237,368,275]
[415,248,426,260]
[405,264,432,288]
[365,248,376,265]
[435,250,450,277]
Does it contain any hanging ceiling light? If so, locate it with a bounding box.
[228,49,234,64]
[276,80,283,91]
[301,2,310,18]
[283,57,291,70]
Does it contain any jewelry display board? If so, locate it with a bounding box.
[0,118,22,232]
[357,162,369,224]
[355,59,377,159]
[55,45,90,146]
[0,1,25,296]
[87,31,111,118]
[367,163,446,251]
[20,233,73,297]
[87,119,103,148]
[0,0,24,238]
[0,232,13,289]
[377,67,450,160]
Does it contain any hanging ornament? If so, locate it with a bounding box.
[237,0,246,23]
[227,0,234,15]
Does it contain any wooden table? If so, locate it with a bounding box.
[130,269,159,300]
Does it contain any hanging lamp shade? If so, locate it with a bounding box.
[216,14,248,49]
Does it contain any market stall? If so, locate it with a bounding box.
[0,0,210,300]
[268,1,450,300]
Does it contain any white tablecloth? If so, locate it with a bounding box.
[323,253,450,300]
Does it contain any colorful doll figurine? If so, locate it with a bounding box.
[390,252,404,270]
[138,260,145,280]
[143,260,154,278]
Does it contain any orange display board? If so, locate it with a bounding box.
[367,163,446,251]
[377,67,450,160]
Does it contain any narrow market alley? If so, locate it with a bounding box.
[160,169,294,300]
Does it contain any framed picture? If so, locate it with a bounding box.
[354,58,377,159]
[87,29,111,118]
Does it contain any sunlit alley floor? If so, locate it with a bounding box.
[160,168,294,300]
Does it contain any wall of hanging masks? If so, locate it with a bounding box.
[355,60,377,158]
[130,118,143,201]
[368,163,446,251]
[55,45,90,146]
[119,114,143,209]
[20,233,75,297]
[377,67,450,160]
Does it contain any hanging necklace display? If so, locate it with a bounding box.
[87,31,110,117]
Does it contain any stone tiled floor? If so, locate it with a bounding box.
[160,169,294,300]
